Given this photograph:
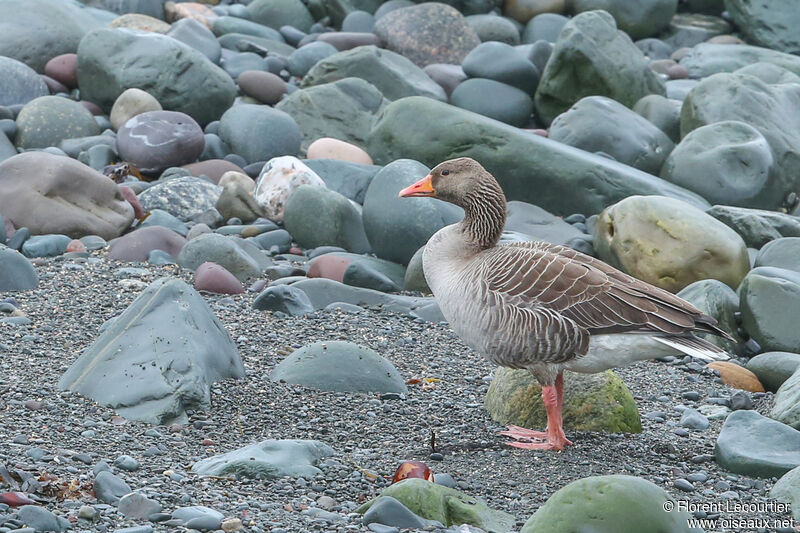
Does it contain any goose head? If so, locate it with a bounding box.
[397,157,497,207]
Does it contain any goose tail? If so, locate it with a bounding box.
[653,335,730,362]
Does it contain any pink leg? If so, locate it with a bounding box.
[500,374,572,451]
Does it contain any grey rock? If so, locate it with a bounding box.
[366,97,709,216]
[303,158,381,204]
[270,340,408,393]
[571,0,677,40]
[466,14,520,45]
[677,279,740,353]
[58,278,244,424]
[21,235,72,258]
[167,18,221,64]
[342,10,375,32]
[291,278,436,318]
[184,515,222,531]
[362,159,462,264]
[632,94,682,143]
[117,493,162,519]
[77,28,236,125]
[462,41,539,93]
[707,205,800,248]
[276,78,387,152]
[93,471,132,504]
[0,57,49,107]
[253,285,315,315]
[215,184,264,224]
[747,352,800,392]
[725,0,800,54]
[218,104,301,165]
[772,368,800,429]
[302,46,447,102]
[178,233,261,281]
[171,507,224,524]
[284,185,371,253]
[662,13,731,49]
[715,409,800,478]
[113,455,139,471]
[534,10,665,125]
[288,41,339,78]
[138,177,221,221]
[504,201,583,245]
[740,267,800,353]
[362,496,442,529]
[211,16,285,42]
[679,408,709,430]
[550,96,673,175]
[246,0,314,32]
[403,246,430,293]
[0,245,39,291]
[423,63,467,97]
[680,43,800,79]
[451,79,533,127]
[15,96,100,149]
[755,238,800,273]
[522,13,568,44]
[192,439,335,479]
[17,506,70,532]
[137,209,190,237]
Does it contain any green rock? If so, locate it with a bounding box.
[0,0,104,72]
[570,0,677,40]
[403,246,430,293]
[677,279,740,353]
[466,14,521,45]
[366,97,709,216]
[357,478,515,532]
[520,475,700,533]
[716,409,800,478]
[725,0,800,54]
[362,159,462,265]
[534,10,665,125]
[284,184,371,253]
[661,120,774,209]
[451,79,533,127]
[77,28,236,125]
[270,340,408,393]
[301,46,447,102]
[276,78,387,153]
[192,439,334,479]
[747,352,800,392]
[633,94,682,143]
[15,96,100,149]
[771,465,800,520]
[706,205,800,248]
[772,369,800,428]
[680,72,800,211]
[550,96,674,175]
[246,0,314,32]
[755,237,800,273]
[177,233,262,281]
[485,368,642,433]
[679,43,800,79]
[593,195,750,293]
[740,267,800,353]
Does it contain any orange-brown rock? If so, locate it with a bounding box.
[707,361,766,393]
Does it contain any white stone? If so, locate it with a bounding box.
[110,88,162,131]
[218,171,255,194]
[254,156,326,223]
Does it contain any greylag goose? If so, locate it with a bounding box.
[399,158,732,451]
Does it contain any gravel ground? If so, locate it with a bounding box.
[0,254,792,532]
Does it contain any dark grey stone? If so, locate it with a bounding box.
[740,267,800,354]
[747,352,800,392]
[288,41,339,77]
[178,233,262,281]
[192,439,334,478]
[466,14,520,45]
[715,410,800,478]
[246,0,315,33]
[17,506,70,532]
[755,238,800,273]
[21,235,72,258]
[707,205,800,249]
[0,57,48,107]
[0,245,39,291]
[362,496,442,529]
[167,18,222,64]
[218,104,301,165]
[451,78,533,127]
[253,285,314,315]
[521,13,568,44]
[303,158,381,204]
[461,41,539,93]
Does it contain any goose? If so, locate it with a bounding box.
[398,157,732,451]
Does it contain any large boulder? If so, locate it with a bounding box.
[740,267,800,353]
[373,3,480,67]
[362,159,462,264]
[570,0,677,40]
[680,43,800,79]
[716,409,800,478]
[58,278,244,425]
[218,104,302,165]
[725,0,800,54]
[549,96,674,175]
[486,368,641,433]
[301,46,447,102]
[270,341,407,393]
[357,478,514,532]
[15,96,100,149]
[680,72,800,211]
[192,440,334,479]
[593,195,749,292]
[0,0,104,72]
[0,153,134,239]
[534,10,665,125]
[283,184,371,253]
[0,57,49,107]
[367,97,709,216]
[276,78,387,152]
[77,28,236,125]
[661,120,774,208]
[521,475,698,533]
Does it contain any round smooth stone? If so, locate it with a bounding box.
[342,10,375,32]
[0,56,49,107]
[450,78,533,127]
[110,88,162,131]
[194,261,244,294]
[44,54,78,89]
[462,41,539,93]
[237,71,287,105]
[116,110,205,174]
[15,95,100,149]
[306,138,373,165]
[288,41,338,77]
[423,64,467,97]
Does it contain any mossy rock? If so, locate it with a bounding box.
[356,478,515,532]
[485,368,642,433]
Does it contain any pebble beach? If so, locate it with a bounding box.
[2,0,800,532]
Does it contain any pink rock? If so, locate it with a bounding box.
[194,262,244,294]
[531,129,548,138]
[307,254,352,283]
[306,138,373,165]
[44,53,78,89]
[289,246,303,255]
[119,185,145,219]
[65,239,87,253]
[182,159,246,184]
[108,226,186,262]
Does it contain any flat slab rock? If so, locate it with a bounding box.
[192,439,334,479]
[58,277,244,425]
[715,410,800,478]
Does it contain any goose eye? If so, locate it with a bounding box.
[441,169,450,176]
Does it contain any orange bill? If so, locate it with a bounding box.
[398,174,435,198]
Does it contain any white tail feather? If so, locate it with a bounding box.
[652,336,730,362]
